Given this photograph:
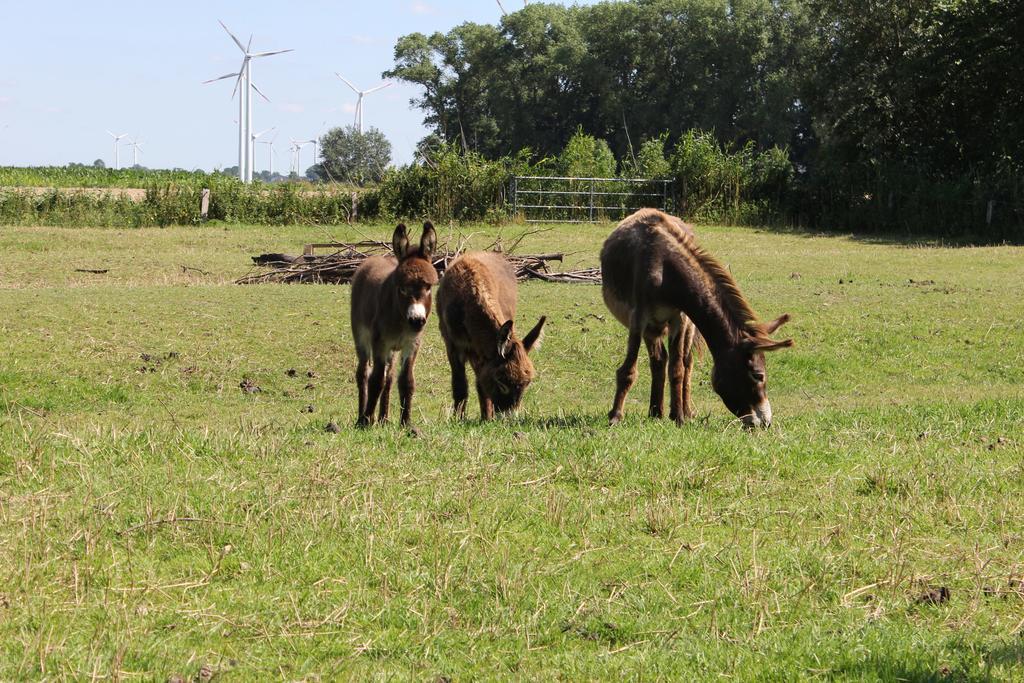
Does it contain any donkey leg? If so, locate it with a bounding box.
[355,348,370,421]
[476,379,494,421]
[359,351,388,427]
[445,341,469,418]
[378,352,396,423]
[645,332,668,419]
[398,343,419,428]
[681,319,696,419]
[609,324,643,425]
[667,318,686,425]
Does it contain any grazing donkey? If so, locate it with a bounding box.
[437,251,547,419]
[601,208,792,428]
[350,222,438,428]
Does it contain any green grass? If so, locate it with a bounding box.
[1,222,1023,680]
[0,166,230,189]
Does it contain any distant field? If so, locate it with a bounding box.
[1,222,1022,679]
[0,166,365,190]
[0,166,223,189]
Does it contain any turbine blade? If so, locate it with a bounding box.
[246,34,253,53]
[202,72,240,84]
[363,82,393,94]
[230,71,243,100]
[250,81,271,103]
[335,73,359,93]
[218,20,247,52]
[251,48,294,58]
[253,126,275,139]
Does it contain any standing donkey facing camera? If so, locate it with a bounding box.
[350,222,438,430]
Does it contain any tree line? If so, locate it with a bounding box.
[386,0,1024,237]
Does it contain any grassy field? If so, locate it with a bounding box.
[1,221,1022,680]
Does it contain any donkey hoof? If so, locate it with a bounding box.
[355,416,372,429]
[608,412,623,426]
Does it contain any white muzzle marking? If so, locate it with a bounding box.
[407,302,427,324]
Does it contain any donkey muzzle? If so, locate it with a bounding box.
[407,303,427,331]
[741,401,773,429]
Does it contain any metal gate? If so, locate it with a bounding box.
[511,175,673,223]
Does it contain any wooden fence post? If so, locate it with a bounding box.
[987,199,995,226]
[200,188,210,221]
[351,191,357,223]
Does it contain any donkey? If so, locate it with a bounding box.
[436,251,547,419]
[600,208,792,428]
[350,222,438,428]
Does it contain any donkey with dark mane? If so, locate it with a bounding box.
[601,209,792,428]
[437,251,546,419]
[350,222,438,428]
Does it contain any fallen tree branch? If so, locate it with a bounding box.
[237,238,600,285]
[180,264,212,276]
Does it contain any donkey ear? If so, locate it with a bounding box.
[497,320,514,359]
[764,313,791,335]
[749,337,794,353]
[420,221,437,259]
[392,223,410,259]
[522,315,547,353]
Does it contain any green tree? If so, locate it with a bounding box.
[623,133,672,179]
[318,126,392,185]
[559,128,616,177]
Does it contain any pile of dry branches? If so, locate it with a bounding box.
[236,238,601,285]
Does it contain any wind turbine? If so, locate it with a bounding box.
[303,138,319,168]
[256,131,279,176]
[127,137,144,167]
[252,127,275,175]
[290,138,311,175]
[496,0,527,14]
[335,74,392,134]
[204,21,292,183]
[107,131,128,170]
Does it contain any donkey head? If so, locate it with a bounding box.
[391,222,439,332]
[478,316,547,413]
[710,313,793,428]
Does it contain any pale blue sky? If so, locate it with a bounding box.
[0,0,600,171]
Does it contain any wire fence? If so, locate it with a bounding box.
[512,176,673,223]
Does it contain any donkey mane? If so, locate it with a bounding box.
[459,260,506,328]
[641,209,773,342]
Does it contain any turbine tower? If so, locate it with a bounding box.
[127,137,144,167]
[204,21,292,183]
[290,138,311,176]
[252,127,275,175]
[304,137,319,168]
[106,131,128,170]
[335,74,392,134]
[256,130,278,175]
